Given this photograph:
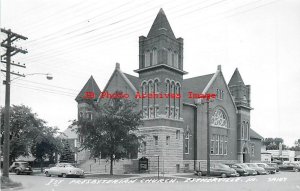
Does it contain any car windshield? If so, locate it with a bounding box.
[238,164,248,168]
[65,164,74,168]
[257,164,266,167]
[216,164,231,169]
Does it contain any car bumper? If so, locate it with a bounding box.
[67,172,84,176]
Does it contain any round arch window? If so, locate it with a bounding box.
[210,109,228,128]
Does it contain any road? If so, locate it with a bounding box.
[3,171,300,191]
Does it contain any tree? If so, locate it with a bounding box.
[59,140,75,163]
[0,105,45,163]
[31,126,63,172]
[290,139,300,151]
[1,105,63,172]
[262,137,287,150]
[73,93,143,175]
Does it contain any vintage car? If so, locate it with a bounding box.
[226,164,249,176]
[9,162,33,175]
[255,163,276,174]
[195,163,238,178]
[236,164,258,176]
[279,162,300,172]
[268,163,279,172]
[244,163,267,175]
[44,163,84,178]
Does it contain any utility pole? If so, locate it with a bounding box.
[200,97,214,177]
[1,28,27,178]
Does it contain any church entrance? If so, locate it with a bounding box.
[243,147,250,163]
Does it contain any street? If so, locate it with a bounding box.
[3,171,300,191]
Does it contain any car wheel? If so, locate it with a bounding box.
[27,172,32,175]
[294,168,299,172]
[221,173,227,178]
[45,171,51,177]
[15,169,20,175]
[197,172,202,176]
[62,173,67,178]
[236,173,240,177]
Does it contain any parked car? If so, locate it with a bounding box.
[226,164,249,176]
[44,163,84,178]
[279,162,300,172]
[195,163,238,178]
[9,162,33,175]
[255,163,276,174]
[236,163,257,176]
[268,163,279,172]
[244,163,267,175]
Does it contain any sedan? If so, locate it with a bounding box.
[237,164,257,176]
[244,163,267,175]
[255,163,276,174]
[9,162,33,175]
[279,162,300,172]
[195,163,238,178]
[44,163,84,178]
[268,163,279,172]
[226,164,249,176]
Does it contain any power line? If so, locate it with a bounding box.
[13,84,76,97]
[21,0,223,62]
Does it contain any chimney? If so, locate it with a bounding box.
[217,65,222,71]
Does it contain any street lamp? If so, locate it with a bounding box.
[24,73,53,80]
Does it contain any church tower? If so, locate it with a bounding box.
[134,9,187,173]
[228,68,252,163]
[75,76,101,121]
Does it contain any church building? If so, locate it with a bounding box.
[75,9,263,173]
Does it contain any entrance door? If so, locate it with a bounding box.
[176,164,180,173]
[243,147,250,163]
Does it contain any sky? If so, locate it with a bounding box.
[0,0,299,147]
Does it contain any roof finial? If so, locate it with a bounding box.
[217,65,222,71]
[116,62,120,69]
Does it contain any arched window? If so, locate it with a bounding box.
[152,48,157,65]
[184,126,190,154]
[174,52,178,68]
[154,79,159,93]
[210,109,228,128]
[145,50,150,67]
[148,81,153,93]
[142,82,147,94]
[167,49,172,66]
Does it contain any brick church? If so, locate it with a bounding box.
[74,9,263,173]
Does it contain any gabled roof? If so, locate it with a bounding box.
[250,128,264,140]
[228,68,245,86]
[147,8,176,39]
[102,64,138,94]
[182,73,215,104]
[124,73,140,90]
[59,127,78,139]
[75,76,101,102]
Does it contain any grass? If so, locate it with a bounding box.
[1,176,22,190]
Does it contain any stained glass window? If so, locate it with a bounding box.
[211,109,228,128]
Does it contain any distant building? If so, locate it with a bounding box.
[267,150,296,162]
[74,9,263,173]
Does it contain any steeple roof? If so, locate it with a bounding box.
[228,68,245,86]
[147,8,176,39]
[75,76,101,102]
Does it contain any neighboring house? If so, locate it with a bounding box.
[74,8,263,173]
